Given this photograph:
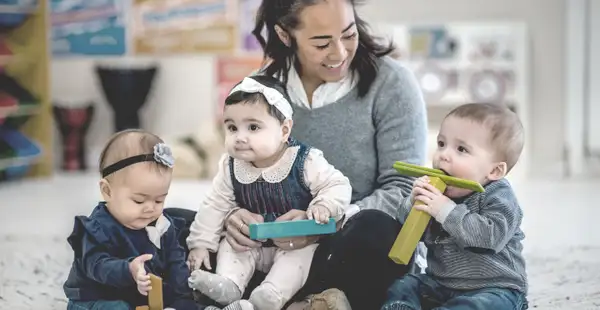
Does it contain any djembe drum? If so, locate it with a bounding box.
[95,65,158,132]
[53,104,94,171]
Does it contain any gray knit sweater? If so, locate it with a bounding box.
[399,178,528,293]
[291,57,428,217]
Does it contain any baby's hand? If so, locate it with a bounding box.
[411,176,431,204]
[129,254,153,296]
[412,178,454,219]
[187,247,211,271]
[306,205,331,224]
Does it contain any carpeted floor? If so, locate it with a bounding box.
[2,235,600,310]
[1,174,599,310]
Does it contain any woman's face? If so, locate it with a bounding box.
[290,0,358,83]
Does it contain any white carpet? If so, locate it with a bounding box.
[1,174,599,310]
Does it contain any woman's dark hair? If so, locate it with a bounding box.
[224,75,292,123]
[252,0,394,97]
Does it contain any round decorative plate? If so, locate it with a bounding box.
[468,70,506,103]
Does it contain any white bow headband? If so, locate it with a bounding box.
[229,77,294,120]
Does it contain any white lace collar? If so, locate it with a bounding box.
[233,146,300,184]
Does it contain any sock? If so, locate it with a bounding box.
[188,270,242,305]
[204,300,254,310]
[224,300,255,310]
[248,283,285,310]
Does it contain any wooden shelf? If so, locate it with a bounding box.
[0,0,51,181]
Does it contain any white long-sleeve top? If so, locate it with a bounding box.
[186,146,352,252]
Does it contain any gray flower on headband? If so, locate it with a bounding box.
[154,143,175,168]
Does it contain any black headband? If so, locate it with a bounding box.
[101,143,175,178]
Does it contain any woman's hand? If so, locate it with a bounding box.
[273,209,319,251]
[224,209,264,252]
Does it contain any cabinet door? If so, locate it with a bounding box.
[587,0,600,154]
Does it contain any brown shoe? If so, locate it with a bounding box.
[304,288,352,310]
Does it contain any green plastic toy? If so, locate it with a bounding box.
[388,161,485,265]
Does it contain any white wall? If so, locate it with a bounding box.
[587,1,600,155]
[51,56,216,164]
[51,0,566,178]
[564,0,600,178]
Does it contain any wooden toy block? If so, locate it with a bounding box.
[388,162,485,265]
[134,274,163,310]
[149,274,163,310]
[249,218,336,240]
[389,177,446,264]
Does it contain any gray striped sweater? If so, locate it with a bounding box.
[398,178,528,293]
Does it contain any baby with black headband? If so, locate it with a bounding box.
[186,75,352,310]
[63,129,197,310]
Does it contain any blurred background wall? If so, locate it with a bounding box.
[2,0,599,184]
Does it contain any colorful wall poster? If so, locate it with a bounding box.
[132,0,237,55]
[215,55,264,122]
[50,0,126,56]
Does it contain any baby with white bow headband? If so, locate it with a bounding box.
[186,75,352,310]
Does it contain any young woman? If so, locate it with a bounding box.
[167,0,428,308]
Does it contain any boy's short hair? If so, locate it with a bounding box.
[447,103,524,172]
[99,129,167,178]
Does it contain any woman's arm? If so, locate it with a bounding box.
[353,61,428,221]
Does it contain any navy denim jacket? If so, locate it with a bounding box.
[63,203,196,309]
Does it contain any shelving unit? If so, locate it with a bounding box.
[373,22,531,180]
[0,0,52,181]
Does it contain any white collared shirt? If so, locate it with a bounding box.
[285,65,357,110]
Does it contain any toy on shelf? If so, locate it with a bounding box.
[135,274,163,310]
[53,104,94,171]
[0,0,51,181]
[0,91,17,124]
[0,72,39,126]
[388,162,484,265]
[0,0,38,32]
[0,39,13,71]
[168,120,225,180]
[249,218,336,240]
[95,64,158,132]
[0,73,41,181]
[0,127,41,180]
